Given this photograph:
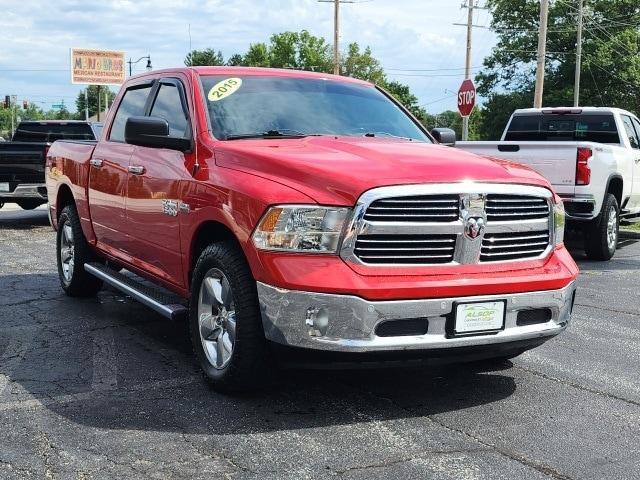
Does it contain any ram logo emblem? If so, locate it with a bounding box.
[464,217,485,240]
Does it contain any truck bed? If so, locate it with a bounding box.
[0,142,49,187]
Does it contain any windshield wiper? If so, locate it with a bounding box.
[363,131,416,141]
[225,129,310,140]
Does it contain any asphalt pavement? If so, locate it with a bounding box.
[0,205,639,479]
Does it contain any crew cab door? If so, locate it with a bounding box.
[125,78,193,288]
[89,82,154,252]
[629,117,640,210]
[620,115,640,210]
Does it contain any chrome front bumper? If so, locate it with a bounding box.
[257,281,576,353]
[0,183,48,200]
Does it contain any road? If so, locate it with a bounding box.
[0,205,639,479]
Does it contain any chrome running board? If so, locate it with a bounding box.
[84,262,188,321]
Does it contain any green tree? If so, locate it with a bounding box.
[478,0,640,130]
[243,43,271,67]
[184,48,225,67]
[380,80,427,121]
[419,109,484,141]
[342,43,386,84]
[227,54,244,66]
[76,85,116,119]
[19,103,45,122]
[45,107,74,121]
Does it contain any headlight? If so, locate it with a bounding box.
[253,206,351,253]
[554,200,565,246]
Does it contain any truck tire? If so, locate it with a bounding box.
[56,205,103,297]
[17,200,43,210]
[189,242,271,392]
[584,193,619,261]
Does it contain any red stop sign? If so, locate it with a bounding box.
[458,79,476,117]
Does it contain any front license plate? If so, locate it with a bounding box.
[454,301,505,334]
[0,183,9,192]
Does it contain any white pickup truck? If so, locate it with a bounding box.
[457,107,640,260]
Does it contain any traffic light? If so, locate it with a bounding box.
[22,100,28,110]
[4,96,9,109]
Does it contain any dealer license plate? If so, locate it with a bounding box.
[454,301,505,334]
[0,183,9,193]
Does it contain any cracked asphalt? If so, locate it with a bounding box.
[0,205,639,480]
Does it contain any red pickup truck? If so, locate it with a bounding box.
[46,67,578,391]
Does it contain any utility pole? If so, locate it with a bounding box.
[10,96,15,138]
[319,0,356,75]
[462,0,475,141]
[85,87,89,121]
[573,0,584,107]
[533,0,550,108]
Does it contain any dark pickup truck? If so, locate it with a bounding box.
[0,121,101,210]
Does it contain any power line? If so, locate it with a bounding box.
[385,66,483,72]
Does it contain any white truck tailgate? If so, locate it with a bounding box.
[457,141,578,190]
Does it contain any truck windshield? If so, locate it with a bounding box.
[504,113,620,144]
[200,75,431,142]
[12,123,96,142]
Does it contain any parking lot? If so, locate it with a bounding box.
[0,205,639,480]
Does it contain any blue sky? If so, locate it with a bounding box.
[0,0,496,113]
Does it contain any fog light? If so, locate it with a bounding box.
[305,306,329,337]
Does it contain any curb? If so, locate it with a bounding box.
[620,229,640,240]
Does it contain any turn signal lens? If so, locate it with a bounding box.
[253,206,351,253]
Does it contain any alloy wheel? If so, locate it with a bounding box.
[606,205,618,251]
[197,268,236,369]
[59,221,75,283]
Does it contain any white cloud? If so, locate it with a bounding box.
[0,0,495,113]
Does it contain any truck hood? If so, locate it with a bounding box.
[214,136,552,205]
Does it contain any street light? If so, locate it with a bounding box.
[128,55,152,76]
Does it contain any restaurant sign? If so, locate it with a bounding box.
[70,48,125,85]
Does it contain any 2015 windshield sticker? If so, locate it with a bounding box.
[208,78,242,102]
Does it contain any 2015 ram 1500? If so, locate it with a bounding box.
[46,67,578,391]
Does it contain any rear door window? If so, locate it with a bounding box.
[109,85,153,142]
[621,115,640,149]
[505,113,620,144]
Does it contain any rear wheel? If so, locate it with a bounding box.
[189,242,271,392]
[17,200,43,210]
[56,205,103,297]
[584,193,618,261]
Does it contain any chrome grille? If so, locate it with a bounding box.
[354,234,456,264]
[364,195,459,223]
[342,184,554,267]
[486,195,549,221]
[481,231,550,262]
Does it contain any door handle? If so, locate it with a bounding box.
[128,165,145,175]
[89,158,103,168]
